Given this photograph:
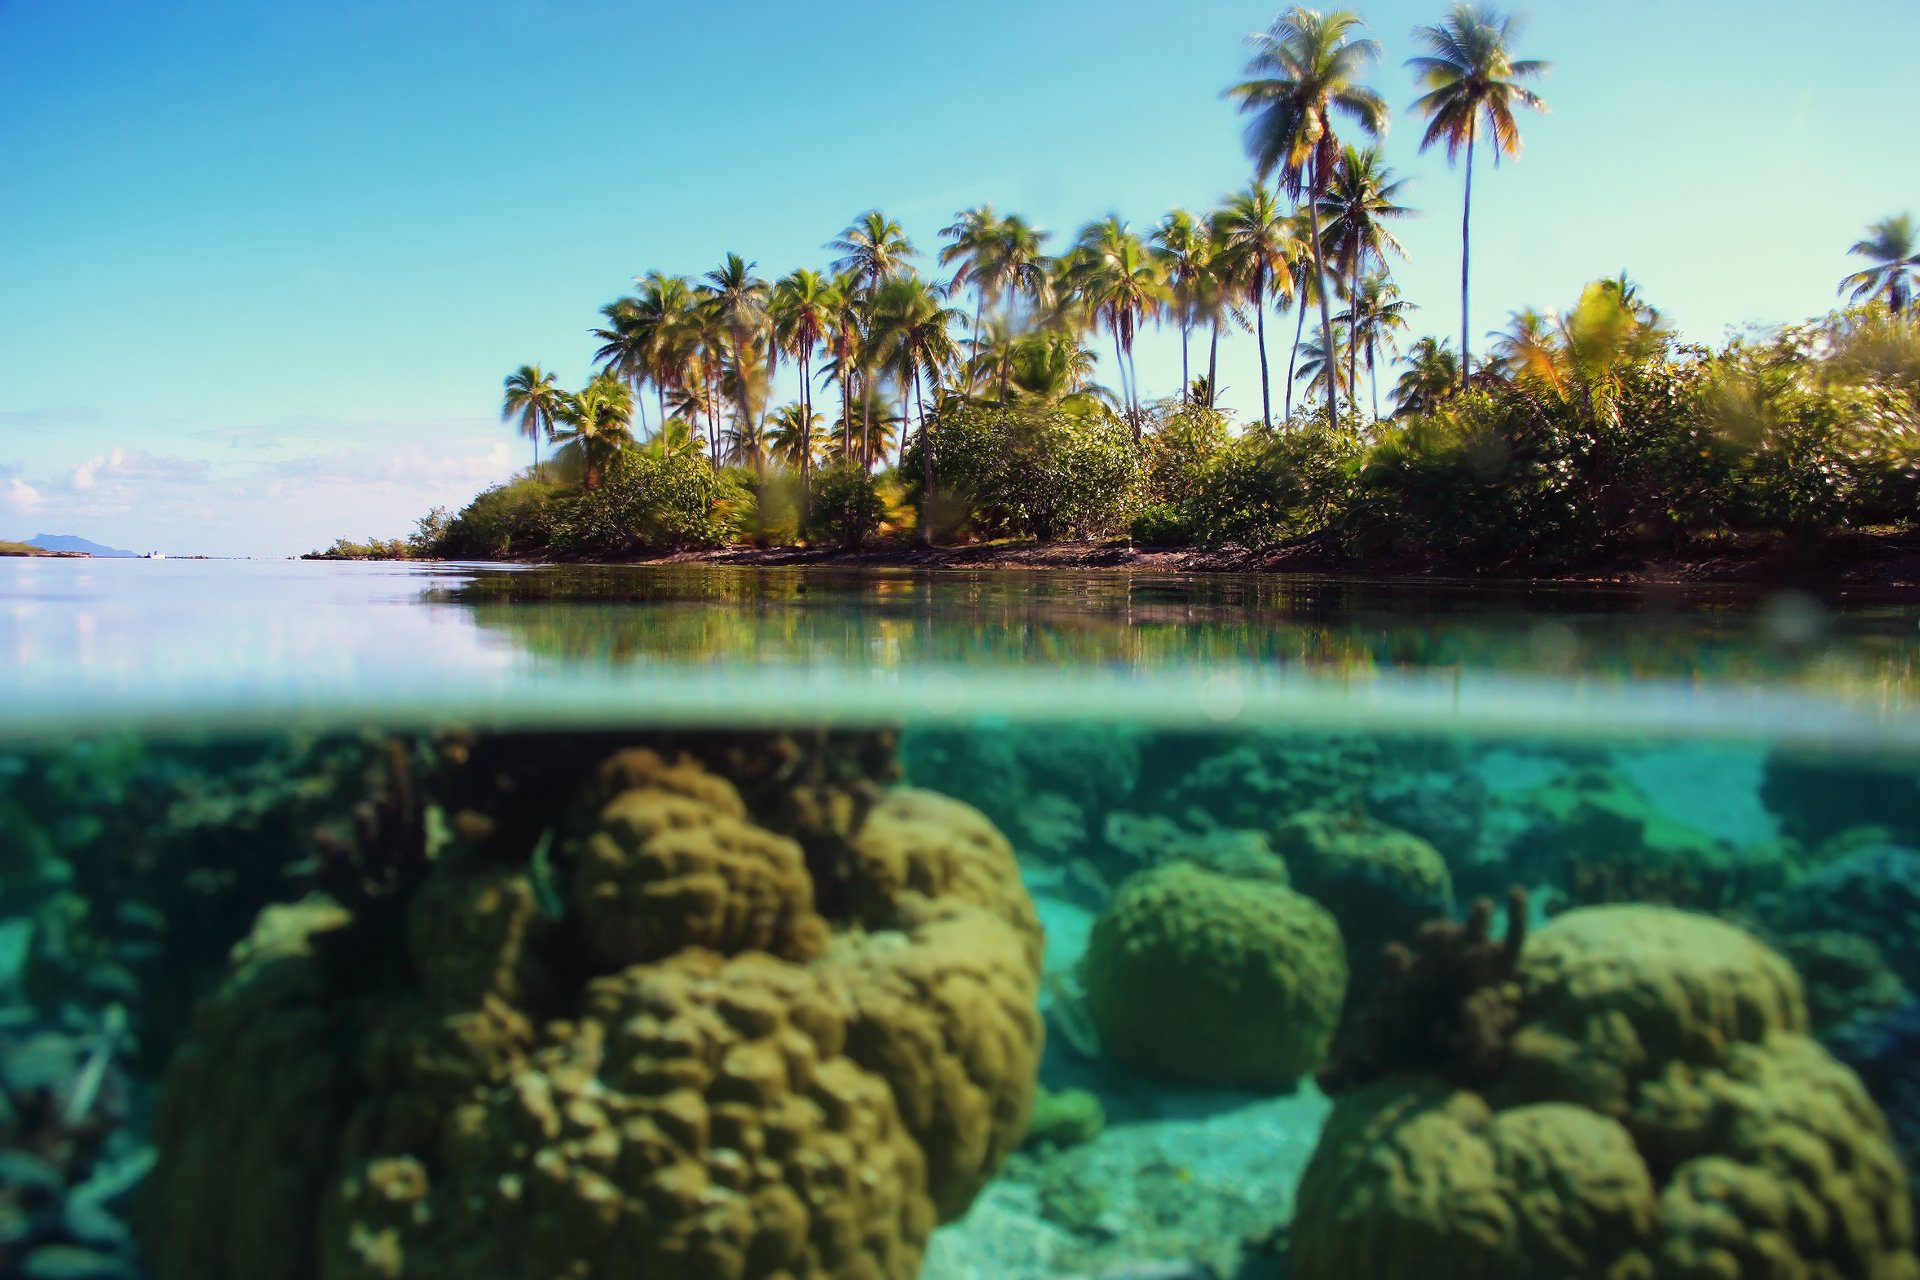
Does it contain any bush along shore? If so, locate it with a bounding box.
[311,5,1920,585]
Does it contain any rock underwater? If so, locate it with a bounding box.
[138,731,1046,1280]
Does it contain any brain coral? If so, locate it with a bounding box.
[1269,808,1452,996]
[1079,862,1347,1087]
[139,734,1044,1280]
[1293,905,1920,1280]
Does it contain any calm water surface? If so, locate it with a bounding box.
[1,557,1915,745]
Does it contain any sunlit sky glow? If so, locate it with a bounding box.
[2,0,1916,556]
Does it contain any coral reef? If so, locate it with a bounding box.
[1761,750,1920,846]
[1268,808,1453,1004]
[1294,905,1920,1280]
[1761,843,1920,992]
[1508,766,1789,913]
[0,1004,148,1280]
[1079,863,1346,1088]
[1140,732,1379,832]
[1319,888,1527,1093]
[1098,814,1286,883]
[138,732,1043,1280]
[1830,999,1920,1210]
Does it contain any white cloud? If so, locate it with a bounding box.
[67,447,210,492]
[5,478,44,510]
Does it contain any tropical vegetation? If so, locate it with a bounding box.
[318,5,1917,572]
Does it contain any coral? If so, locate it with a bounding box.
[1020,1085,1105,1152]
[1294,906,1920,1280]
[1508,766,1786,914]
[1365,767,1489,870]
[1142,732,1379,832]
[138,733,1042,1280]
[1268,808,1453,1002]
[1320,888,1527,1093]
[1294,1081,1659,1280]
[1772,929,1910,1037]
[1762,843,1920,991]
[1079,863,1346,1088]
[1099,813,1288,883]
[1830,999,1920,1204]
[1761,750,1920,846]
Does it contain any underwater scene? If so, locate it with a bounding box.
[4,719,1920,1280]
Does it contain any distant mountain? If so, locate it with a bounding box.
[24,533,140,557]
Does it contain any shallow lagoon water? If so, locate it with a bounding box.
[2,558,1919,1279]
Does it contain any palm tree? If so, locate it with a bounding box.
[768,401,828,471]
[1151,209,1213,397]
[1295,329,1353,406]
[1488,306,1562,387]
[685,301,730,468]
[552,372,634,490]
[1317,145,1412,414]
[591,299,653,437]
[1391,336,1462,415]
[620,272,701,429]
[1409,3,1549,391]
[1006,329,1113,409]
[940,207,1053,397]
[723,414,771,471]
[1231,6,1389,418]
[1068,216,1168,432]
[1214,183,1299,430]
[829,212,916,468]
[1337,272,1415,419]
[868,275,963,543]
[770,268,839,492]
[501,364,563,473]
[820,269,867,464]
[643,417,706,462]
[701,253,771,454]
[1839,214,1920,316]
[1281,210,1326,420]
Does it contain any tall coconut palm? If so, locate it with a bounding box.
[1194,212,1241,401]
[820,271,868,466]
[684,302,731,468]
[1281,210,1328,420]
[1317,145,1413,415]
[1151,209,1214,397]
[620,272,701,428]
[501,364,564,473]
[963,312,1020,405]
[1839,214,1920,316]
[1336,271,1415,419]
[701,254,771,453]
[1231,6,1389,418]
[867,275,963,543]
[829,212,916,468]
[770,268,839,492]
[1068,216,1168,432]
[1409,3,1549,391]
[552,372,634,490]
[1391,336,1462,415]
[1214,184,1298,430]
[590,298,650,436]
[939,205,1002,391]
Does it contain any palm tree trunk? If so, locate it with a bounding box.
[657,385,667,433]
[1305,172,1340,419]
[1286,291,1308,421]
[966,294,983,398]
[1208,318,1220,404]
[1369,342,1380,422]
[1110,326,1129,418]
[801,346,813,506]
[1256,278,1272,431]
[917,366,933,547]
[1347,257,1363,423]
[1179,317,1190,401]
[1461,124,1475,394]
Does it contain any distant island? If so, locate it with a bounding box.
[1,534,141,558]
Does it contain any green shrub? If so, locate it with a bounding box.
[905,402,1141,541]
[806,461,887,548]
[547,453,742,555]
[437,478,563,559]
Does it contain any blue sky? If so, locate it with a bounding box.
[2,0,1916,556]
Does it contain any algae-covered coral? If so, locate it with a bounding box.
[138,731,1045,1280]
[1079,862,1347,1088]
[1294,904,1919,1280]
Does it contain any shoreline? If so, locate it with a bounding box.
[305,527,1920,592]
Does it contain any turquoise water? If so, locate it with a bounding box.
[3,558,1919,1279]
